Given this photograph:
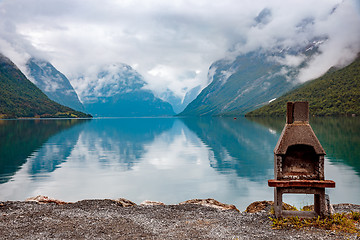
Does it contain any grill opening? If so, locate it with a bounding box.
[283,144,318,179]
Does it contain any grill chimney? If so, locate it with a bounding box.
[287,101,309,124]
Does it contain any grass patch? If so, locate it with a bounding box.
[270,212,360,236]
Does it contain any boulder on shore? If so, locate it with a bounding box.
[179,198,239,212]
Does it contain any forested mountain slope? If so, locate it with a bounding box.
[0,54,91,119]
[246,55,360,116]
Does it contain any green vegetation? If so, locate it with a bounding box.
[270,212,360,236]
[246,55,360,117]
[0,54,91,119]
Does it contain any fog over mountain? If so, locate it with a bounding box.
[26,57,85,112]
[0,0,359,109]
[78,63,175,117]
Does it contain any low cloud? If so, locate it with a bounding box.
[268,54,307,68]
[0,0,359,100]
[297,0,360,82]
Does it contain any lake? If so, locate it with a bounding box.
[0,117,359,211]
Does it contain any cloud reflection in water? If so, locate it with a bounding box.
[0,117,359,210]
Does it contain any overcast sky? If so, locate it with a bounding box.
[0,0,360,100]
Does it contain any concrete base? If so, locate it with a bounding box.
[274,187,327,218]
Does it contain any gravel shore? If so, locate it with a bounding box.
[0,199,359,239]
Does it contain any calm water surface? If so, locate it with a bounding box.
[0,117,359,210]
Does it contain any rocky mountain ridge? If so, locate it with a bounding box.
[26,58,85,112]
[179,39,325,116]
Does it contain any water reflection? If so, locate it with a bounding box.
[311,117,360,175]
[0,117,359,210]
[0,119,87,183]
[71,118,174,171]
[181,117,277,180]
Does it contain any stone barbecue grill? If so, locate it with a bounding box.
[268,101,335,218]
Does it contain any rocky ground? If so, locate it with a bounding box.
[0,198,359,239]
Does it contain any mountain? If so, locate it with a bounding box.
[26,58,85,112]
[80,63,175,117]
[159,85,201,114]
[0,53,91,119]
[246,54,360,116]
[179,39,324,116]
